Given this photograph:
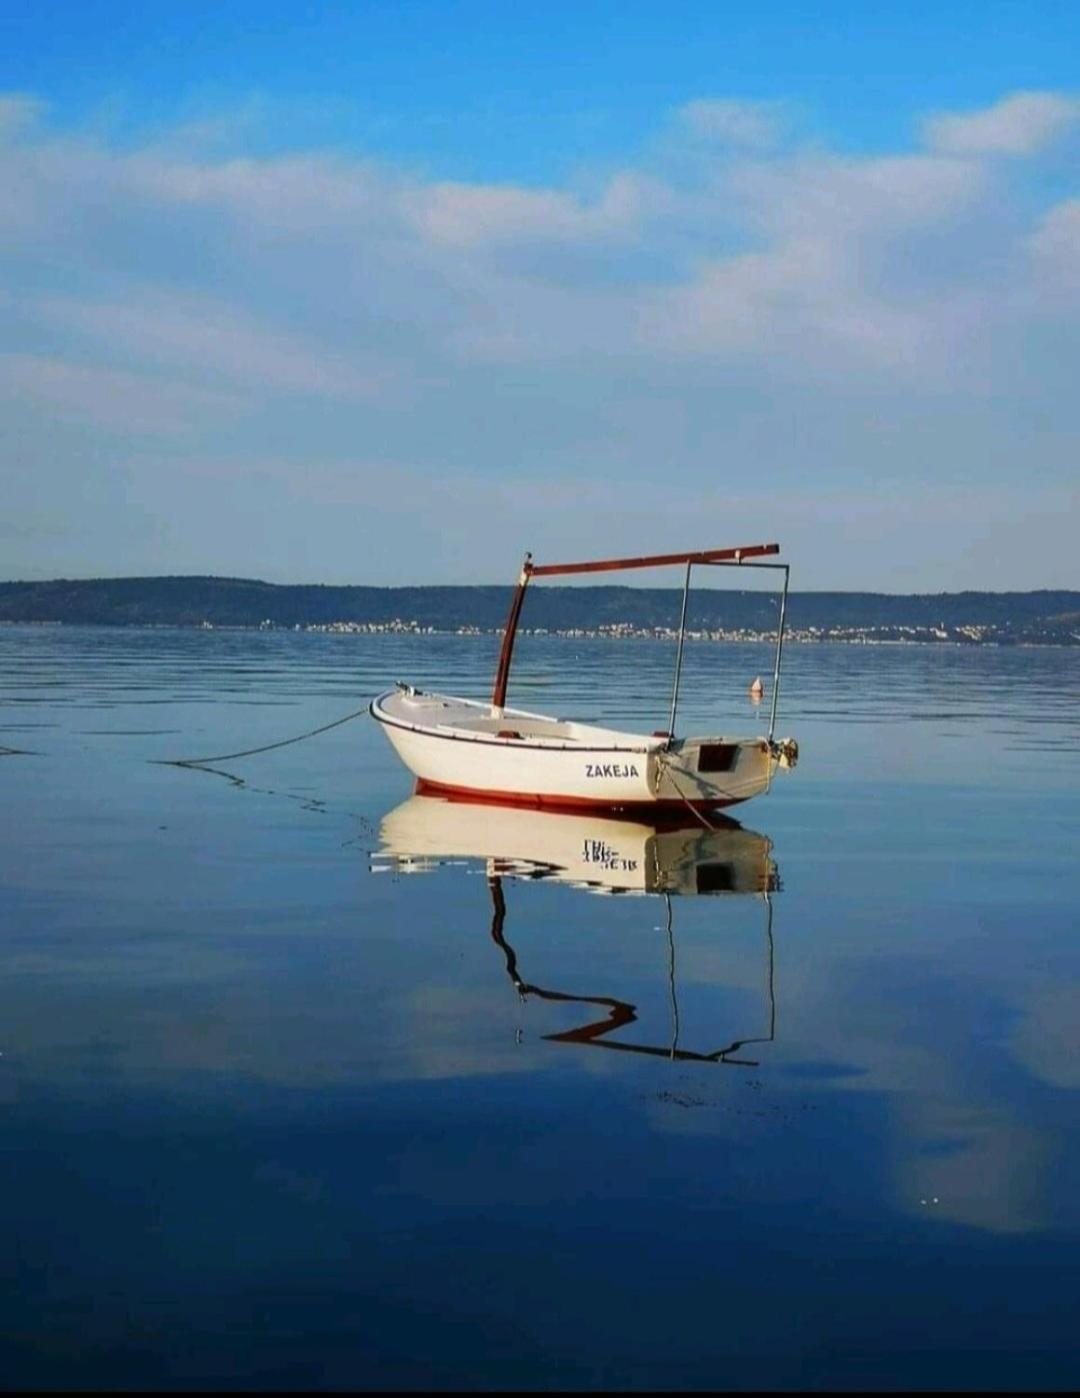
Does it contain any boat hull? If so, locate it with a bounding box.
[413,775,728,813]
[371,688,781,813]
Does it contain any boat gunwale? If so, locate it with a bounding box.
[370,689,656,754]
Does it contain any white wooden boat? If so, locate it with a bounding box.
[371,542,798,815]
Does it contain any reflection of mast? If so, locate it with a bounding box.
[488,877,637,1038]
[486,876,777,1067]
[665,893,678,1059]
[708,892,775,1062]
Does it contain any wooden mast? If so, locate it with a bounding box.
[491,554,533,709]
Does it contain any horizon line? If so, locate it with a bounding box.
[1,573,1078,599]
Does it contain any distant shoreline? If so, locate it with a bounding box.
[1,618,1075,648]
[1,577,1076,646]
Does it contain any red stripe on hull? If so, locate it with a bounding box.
[415,776,742,815]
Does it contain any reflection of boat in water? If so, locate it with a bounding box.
[375,794,779,1066]
[375,794,777,896]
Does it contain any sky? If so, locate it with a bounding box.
[1,1,1078,590]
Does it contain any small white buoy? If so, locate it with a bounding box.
[749,676,764,701]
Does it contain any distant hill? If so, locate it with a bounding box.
[0,576,1078,643]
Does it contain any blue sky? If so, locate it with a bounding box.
[6,2,1076,175]
[2,2,1078,588]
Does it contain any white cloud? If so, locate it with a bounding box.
[1029,198,1080,297]
[638,151,989,370]
[408,179,641,248]
[38,292,397,402]
[924,90,1079,156]
[677,98,786,148]
[0,93,42,138]
[0,87,1078,584]
[0,352,242,431]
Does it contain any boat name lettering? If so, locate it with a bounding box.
[582,839,638,872]
[584,762,639,779]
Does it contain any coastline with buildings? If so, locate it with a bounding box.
[1,578,1077,646]
[276,617,1074,646]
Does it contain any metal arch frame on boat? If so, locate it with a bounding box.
[490,543,792,747]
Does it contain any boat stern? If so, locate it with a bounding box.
[651,734,797,807]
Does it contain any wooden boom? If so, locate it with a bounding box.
[530,543,779,577]
[491,543,781,708]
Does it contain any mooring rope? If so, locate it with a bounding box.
[155,703,370,768]
[653,749,716,831]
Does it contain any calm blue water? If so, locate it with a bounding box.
[1,625,1078,1390]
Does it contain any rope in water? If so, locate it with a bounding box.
[156,703,371,768]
